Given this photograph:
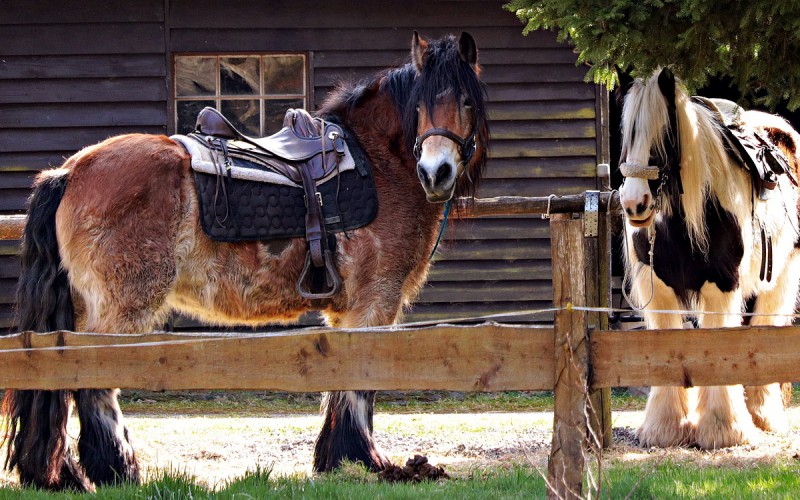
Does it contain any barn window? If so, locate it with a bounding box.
[174,54,307,136]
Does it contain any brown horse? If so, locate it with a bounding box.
[3,31,489,491]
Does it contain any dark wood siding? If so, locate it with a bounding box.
[0,0,599,328]
[0,0,168,328]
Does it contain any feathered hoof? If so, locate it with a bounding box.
[695,413,759,449]
[19,451,94,493]
[749,409,789,434]
[314,443,393,473]
[636,418,695,448]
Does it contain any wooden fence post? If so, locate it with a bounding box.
[585,195,613,449]
[547,213,588,499]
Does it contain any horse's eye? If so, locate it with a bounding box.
[462,97,473,108]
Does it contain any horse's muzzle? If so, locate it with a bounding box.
[417,162,456,202]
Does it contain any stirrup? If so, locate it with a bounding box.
[296,250,342,299]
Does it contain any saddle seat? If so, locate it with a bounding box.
[194,106,347,185]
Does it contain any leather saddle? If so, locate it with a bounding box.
[190,106,347,300]
[693,97,798,200]
[195,106,346,185]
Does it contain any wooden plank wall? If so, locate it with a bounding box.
[0,0,169,328]
[0,0,599,329]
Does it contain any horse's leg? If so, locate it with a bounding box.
[694,283,757,449]
[314,303,398,472]
[55,135,184,485]
[70,280,174,485]
[635,274,695,447]
[74,389,139,485]
[743,253,800,433]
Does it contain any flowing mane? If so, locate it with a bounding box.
[621,71,737,252]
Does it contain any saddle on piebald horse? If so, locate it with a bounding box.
[171,107,378,300]
[693,96,798,200]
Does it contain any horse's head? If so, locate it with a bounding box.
[407,31,489,203]
[618,68,681,228]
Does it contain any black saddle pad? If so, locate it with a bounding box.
[193,129,378,242]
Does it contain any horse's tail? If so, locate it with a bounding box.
[2,169,89,490]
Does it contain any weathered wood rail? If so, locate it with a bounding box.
[0,193,621,240]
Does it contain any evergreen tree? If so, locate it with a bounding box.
[505,0,800,109]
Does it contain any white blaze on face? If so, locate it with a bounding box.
[416,134,461,200]
[619,174,655,226]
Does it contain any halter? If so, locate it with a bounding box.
[619,95,683,208]
[413,127,477,166]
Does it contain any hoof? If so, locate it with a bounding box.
[750,411,789,434]
[314,443,392,473]
[695,412,759,449]
[19,451,94,493]
[636,418,695,448]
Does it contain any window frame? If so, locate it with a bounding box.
[171,52,311,137]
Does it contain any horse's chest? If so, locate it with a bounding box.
[632,199,744,301]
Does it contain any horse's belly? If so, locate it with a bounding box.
[168,232,313,326]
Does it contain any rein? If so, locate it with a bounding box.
[429,199,452,259]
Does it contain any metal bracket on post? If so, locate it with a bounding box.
[584,190,599,237]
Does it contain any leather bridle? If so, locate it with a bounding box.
[413,127,477,166]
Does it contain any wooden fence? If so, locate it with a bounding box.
[2,193,799,499]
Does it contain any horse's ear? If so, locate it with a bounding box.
[657,67,676,106]
[412,31,428,73]
[614,65,635,108]
[458,32,478,68]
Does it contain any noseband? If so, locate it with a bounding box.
[619,162,660,180]
[413,127,477,165]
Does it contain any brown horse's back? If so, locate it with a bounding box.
[56,134,189,333]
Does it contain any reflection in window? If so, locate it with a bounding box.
[174,54,307,136]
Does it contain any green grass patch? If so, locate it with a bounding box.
[118,389,652,416]
[5,462,800,499]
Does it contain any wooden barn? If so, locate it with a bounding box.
[0,0,609,329]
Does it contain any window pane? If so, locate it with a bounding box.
[177,100,215,134]
[221,99,260,136]
[176,57,216,97]
[263,55,305,95]
[221,57,260,95]
[264,98,305,134]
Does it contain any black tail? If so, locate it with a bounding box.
[2,171,91,491]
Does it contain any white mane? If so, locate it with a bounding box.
[621,71,743,252]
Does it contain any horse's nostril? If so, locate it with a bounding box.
[416,164,428,184]
[625,207,634,216]
[636,201,649,215]
[434,163,453,186]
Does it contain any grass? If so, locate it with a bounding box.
[118,389,648,416]
[3,462,800,499]
[2,389,799,497]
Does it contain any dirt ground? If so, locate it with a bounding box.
[4,406,800,489]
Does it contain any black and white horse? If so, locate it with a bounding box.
[619,68,800,449]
